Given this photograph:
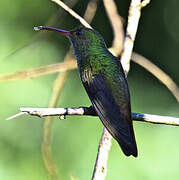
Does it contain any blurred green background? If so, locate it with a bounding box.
[0,0,179,179]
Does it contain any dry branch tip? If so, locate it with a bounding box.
[6,112,27,120]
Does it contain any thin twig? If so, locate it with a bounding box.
[132,52,179,102]
[51,0,92,29]
[0,60,76,82]
[103,0,124,55]
[91,128,112,180]
[83,0,99,23]
[7,107,179,126]
[6,112,28,120]
[120,0,147,73]
[141,0,150,7]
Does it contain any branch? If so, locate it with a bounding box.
[83,0,99,23]
[132,52,179,102]
[91,127,112,180]
[0,60,76,81]
[7,107,179,126]
[51,0,92,29]
[103,0,124,55]
[120,0,150,73]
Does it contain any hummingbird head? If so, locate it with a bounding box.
[68,27,106,56]
[34,26,107,60]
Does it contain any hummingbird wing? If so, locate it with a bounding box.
[81,71,137,157]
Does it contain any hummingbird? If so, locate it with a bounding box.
[34,26,138,157]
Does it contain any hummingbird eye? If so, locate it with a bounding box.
[75,29,82,36]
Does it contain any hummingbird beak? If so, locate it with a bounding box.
[34,26,71,36]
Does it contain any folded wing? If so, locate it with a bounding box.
[82,72,137,157]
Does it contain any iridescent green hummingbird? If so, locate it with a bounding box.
[34,26,138,157]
